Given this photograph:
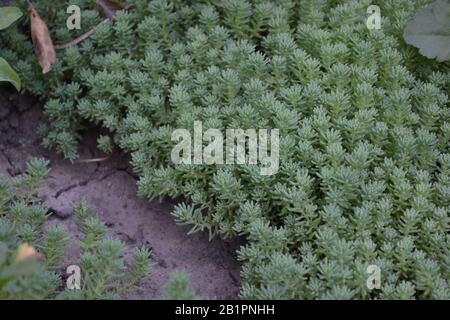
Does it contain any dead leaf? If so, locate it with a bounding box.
[93,2,100,17]
[16,243,43,262]
[96,0,125,19]
[28,3,56,74]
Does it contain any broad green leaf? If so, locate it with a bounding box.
[0,7,22,30]
[0,57,21,91]
[403,0,450,62]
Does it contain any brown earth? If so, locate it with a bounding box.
[0,88,242,299]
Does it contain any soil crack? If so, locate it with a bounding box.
[0,89,242,299]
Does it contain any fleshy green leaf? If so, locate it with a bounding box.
[0,57,21,91]
[403,0,450,62]
[0,7,22,30]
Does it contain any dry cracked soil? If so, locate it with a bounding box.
[0,87,242,299]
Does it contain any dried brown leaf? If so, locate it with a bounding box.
[96,0,125,19]
[28,3,56,74]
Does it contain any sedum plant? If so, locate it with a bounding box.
[162,271,202,300]
[0,159,61,299]
[2,0,449,299]
[0,159,151,299]
[56,200,152,300]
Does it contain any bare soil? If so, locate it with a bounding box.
[0,88,242,299]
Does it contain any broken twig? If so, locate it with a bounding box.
[75,155,111,164]
[54,3,132,50]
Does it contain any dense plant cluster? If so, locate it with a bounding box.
[1,0,449,299]
[162,271,202,300]
[0,159,61,299]
[0,159,152,299]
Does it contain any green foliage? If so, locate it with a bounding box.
[162,271,201,300]
[97,135,114,154]
[0,7,22,30]
[0,57,21,91]
[0,159,62,299]
[0,160,151,299]
[403,0,450,62]
[66,200,152,299]
[2,0,449,299]
[0,7,22,90]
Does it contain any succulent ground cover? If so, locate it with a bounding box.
[0,91,234,299]
[0,159,152,299]
[0,0,449,299]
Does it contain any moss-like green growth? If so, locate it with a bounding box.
[0,159,151,299]
[1,0,449,299]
